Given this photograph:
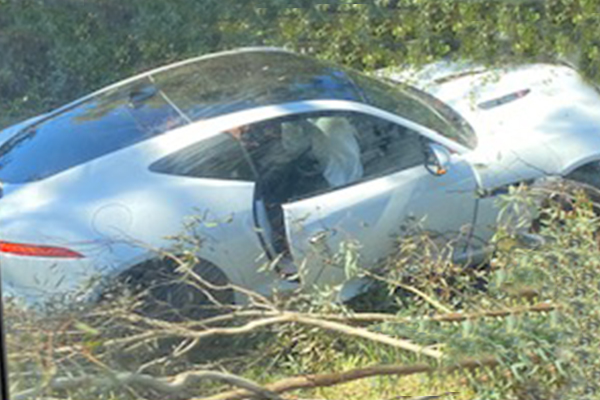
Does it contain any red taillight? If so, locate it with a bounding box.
[0,241,84,259]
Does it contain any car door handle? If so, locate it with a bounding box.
[309,229,337,245]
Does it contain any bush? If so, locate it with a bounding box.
[5,182,599,399]
[2,1,600,128]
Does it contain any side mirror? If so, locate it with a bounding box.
[425,143,451,176]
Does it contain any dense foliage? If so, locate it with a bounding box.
[1,0,600,128]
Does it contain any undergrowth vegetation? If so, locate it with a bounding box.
[4,182,599,399]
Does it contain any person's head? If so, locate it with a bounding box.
[227,124,250,140]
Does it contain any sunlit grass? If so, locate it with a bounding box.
[313,373,473,400]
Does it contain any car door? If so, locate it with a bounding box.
[147,130,282,295]
[280,110,479,288]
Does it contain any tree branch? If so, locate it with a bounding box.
[194,356,500,400]
[283,313,443,359]
[114,311,443,359]
[12,370,284,400]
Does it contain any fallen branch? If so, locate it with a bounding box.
[115,311,443,359]
[195,356,500,400]
[13,370,284,400]
[302,302,558,324]
[283,313,443,359]
[33,303,557,360]
[400,393,458,400]
[366,273,454,314]
[426,302,558,323]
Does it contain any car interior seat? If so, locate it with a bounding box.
[280,119,329,200]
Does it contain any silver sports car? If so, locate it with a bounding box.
[1,47,599,312]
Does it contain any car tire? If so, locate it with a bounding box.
[116,257,234,322]
[564,163,600,213]
[530,176,600,233]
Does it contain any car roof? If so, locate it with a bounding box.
[145,48,363,121]
[0,49,369,184]
[96,47,298,92]
[49,47,364,123]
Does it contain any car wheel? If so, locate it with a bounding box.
[564,163,600,212]
[530,176,600,234]
[116,257,234,322]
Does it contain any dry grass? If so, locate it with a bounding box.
[313,372,473,400]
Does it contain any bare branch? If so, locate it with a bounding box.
[195,356,500,400]
[395,393,458,400]
[12,370,285,400]
[111,311,442,359]
[282,313,443,359]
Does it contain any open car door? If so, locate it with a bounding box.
[282,157,479,288]
[280,112,480,290]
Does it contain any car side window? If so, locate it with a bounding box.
[230,119,321,205]
[228,111,427,202]
[150,132,255,181]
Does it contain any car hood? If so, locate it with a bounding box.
[382,61,600,176]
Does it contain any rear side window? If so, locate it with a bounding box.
[0,79,186,184]
[150,133,255,181]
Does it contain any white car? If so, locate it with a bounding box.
[1,47,600,312]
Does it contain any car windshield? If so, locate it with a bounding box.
[346,70,478,149]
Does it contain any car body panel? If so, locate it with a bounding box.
[283,153,478,288]
[383,61,600,246]
[0,159,267,303]
[384,61,600,177]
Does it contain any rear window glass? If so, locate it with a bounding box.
[0,79,186,184]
